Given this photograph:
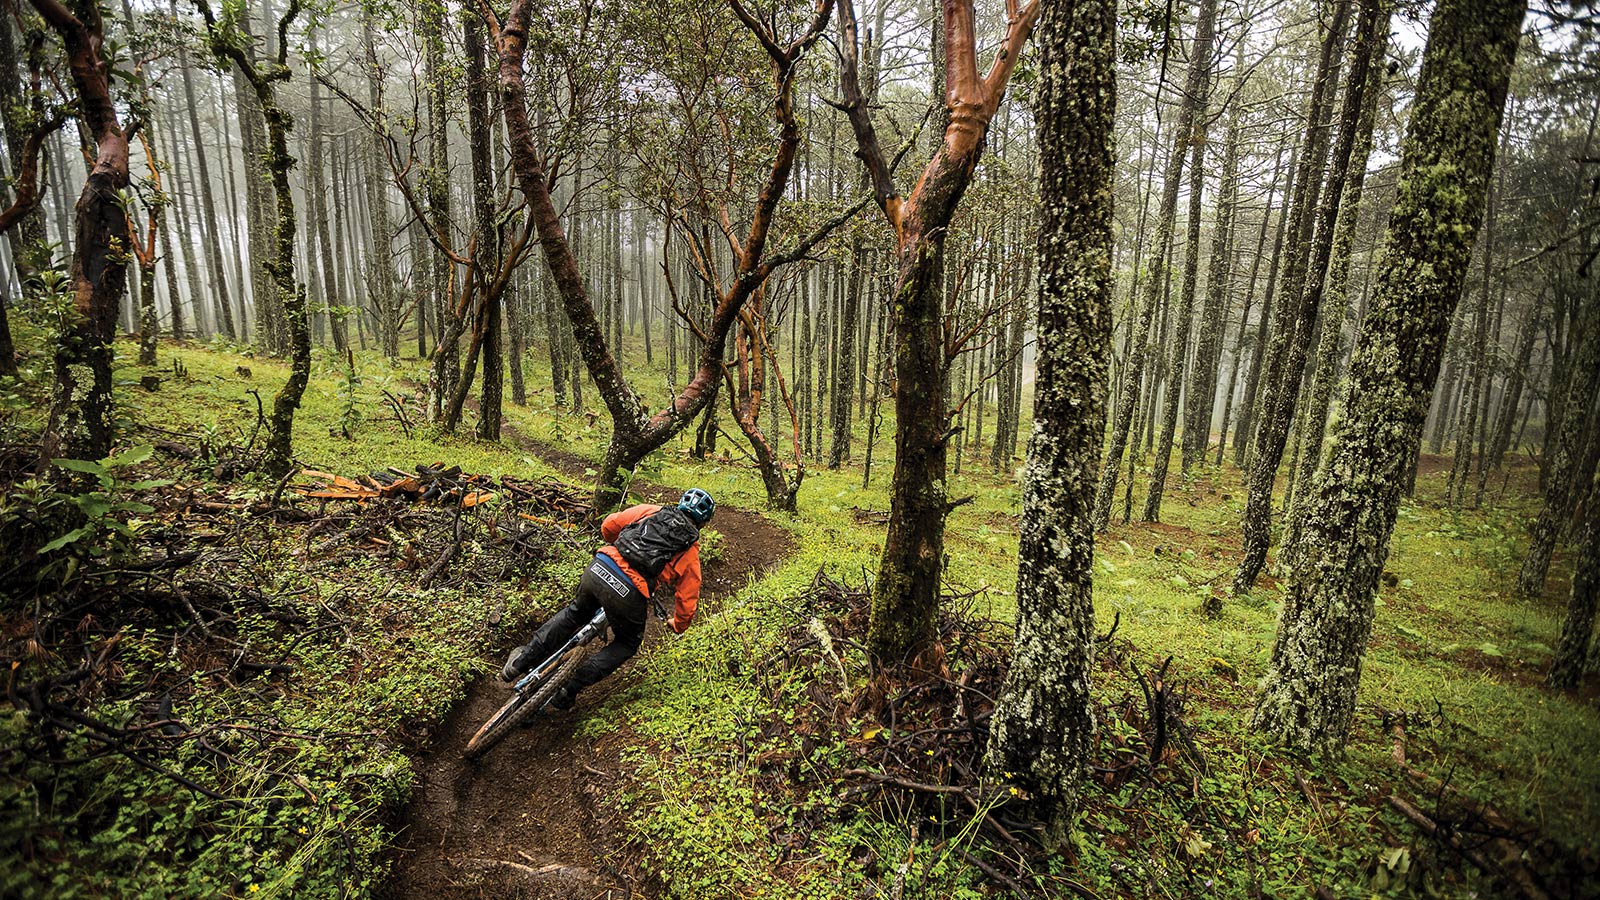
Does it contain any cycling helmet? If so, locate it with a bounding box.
[678,488,715,525]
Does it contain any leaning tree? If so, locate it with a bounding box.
[1251,0,1527,754]
[494,0,848,512]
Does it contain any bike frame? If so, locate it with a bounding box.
[510,608,609,694]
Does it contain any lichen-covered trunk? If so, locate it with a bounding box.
[466,11,502,441]
[137,255,158,365]
[1093,0,1218,529]
[829,240,862,469]
[1550,459,1600,689]
[1281,0,1391,565]
[1234,144,1298,469]
[1251,0,1525,754]
[256,97,308,478]
[986,0,1114,846]
[1516,304,1599,598]
[0,12,49,296]
[1183,88,1242,472]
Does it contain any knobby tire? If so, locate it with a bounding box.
[463,646,590,759]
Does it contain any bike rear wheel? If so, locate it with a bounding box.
[463,646,589,759]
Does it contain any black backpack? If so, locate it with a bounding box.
[614,507,700,582]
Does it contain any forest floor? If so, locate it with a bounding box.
[380,433,794,900]
[3,334,1597,900]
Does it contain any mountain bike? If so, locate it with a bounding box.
[463,608,609,758]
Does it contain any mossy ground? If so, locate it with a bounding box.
[3,326,1596,898]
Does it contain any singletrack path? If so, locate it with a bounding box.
[381,437,793,900]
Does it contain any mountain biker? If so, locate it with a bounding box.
[500,488,715,711]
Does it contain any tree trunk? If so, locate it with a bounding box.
[1235,143,1300,468]
[1550,456,1600,689]
[985,0,1113,848]
[1183,77,1243,472]
[1250,0,1525,753]
[1094,0,1219,529]
[361,4,399,358]
[1281,0,1392,565]
[176,0,236,341]
[496,0,833,510]
[162,107,208,336]
[1234,0,1358,593]
[204,1,308,476]
[465,10,503,441]
[838,0,1039,664]
[0,11,51,299]
[1517,308,1599,598]
[306,26,345,352]
[233,9,277,351]
[35,0,130,466]
[829,237,862,468]
[1143,64,1215,521]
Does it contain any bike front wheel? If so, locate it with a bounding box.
[463,646,589,759]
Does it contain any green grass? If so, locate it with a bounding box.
[4,329,1597,899]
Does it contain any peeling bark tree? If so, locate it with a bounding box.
[985,0,1114,846]
[198,0,308,477]
[32,0,130,466]
[1251,0,1525,754]
[722,281,805,512]
[837,0,1040,665]
[495,0,840,512]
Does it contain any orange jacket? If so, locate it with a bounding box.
[599,503,701,634]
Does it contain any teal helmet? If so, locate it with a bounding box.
[678,488,715,525]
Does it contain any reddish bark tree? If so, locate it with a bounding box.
[836,0,1039,665]
[493,0,841,511]
[31,0,130,465]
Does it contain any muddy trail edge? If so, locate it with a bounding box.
[380,433,794,900]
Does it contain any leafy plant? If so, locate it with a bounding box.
[333,351,363,439]
[44,445,172,557]
[697,526,724,564]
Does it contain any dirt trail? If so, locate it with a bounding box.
[380,434,793,900]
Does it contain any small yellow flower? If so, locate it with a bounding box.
[297,826,307,835]
[1009,786,1021,797]
[249,887,260,894]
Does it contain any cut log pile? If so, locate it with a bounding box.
[295,463,495,507]
[293,464,596,527]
